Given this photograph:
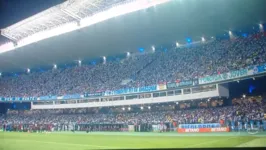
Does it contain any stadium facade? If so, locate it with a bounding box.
[0,0,266,137]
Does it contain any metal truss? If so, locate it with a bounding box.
[0,0,169,45]
[1,0,129,42]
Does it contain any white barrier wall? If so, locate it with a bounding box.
[31,85,226,109]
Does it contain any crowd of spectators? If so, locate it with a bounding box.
[0,33,266,97]
[1,96,265,126]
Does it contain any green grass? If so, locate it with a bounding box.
[0,132,266,150]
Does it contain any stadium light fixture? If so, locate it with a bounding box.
[27,68,30,73]
[243,94,246,98]
[122,107,125,111]
[103,56,106,64]
[175,42,179,47]
[201,37,205,42]
[176,102,179,105]
[0,72,1,76]
[259,23,264,32]
[127,52,130,57]
[148,106,151,109]
[53,64,57,69]
[152,46,155,52]
[128,107,131,110]
[140,106,143,110]
[78,60,82,66]
[211,36,214,39]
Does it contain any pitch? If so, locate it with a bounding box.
[1,132,266,149]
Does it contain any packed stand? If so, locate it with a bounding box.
[0,97,265,127]
[0,33,266,97]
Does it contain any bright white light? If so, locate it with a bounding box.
[53,64,57,69]
[140,106,143,110]
[16,22,80,49]
[228,31,235,39]
[80,0,170,29]
[176,102,179,104]
[1,0,171,54]
[148,106,151,109]
[175,42,179,47]
[0,72,2,76]
[122,107,125,111]
[103,56,106,64]
[211,37,214,39]
[128,107,131,110]
[152,46,155,51]
[0,42,15,54]
[78,60,82,66]
[207,98,210,102]
[127,52,130,57]
[259,23,264,32]
[27,68,30,73]
[243,94,246,98]
[201,37,205,42]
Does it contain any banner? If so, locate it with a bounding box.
[62,94,82,100]
[178,123,220,129]
[84,92,103,98]
[104,85,157,96]
[256,63,266,74]
[157,83,167,90]
[166,80,194,89]
[199,69,248,84]
[1,97,37,101]
[177,127,230,133]
[39,95,57,101]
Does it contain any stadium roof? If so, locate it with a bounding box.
[0,0,266,73]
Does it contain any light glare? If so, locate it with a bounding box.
[1,0,170,54]
[152,46,155,51]
[201,37,205,42]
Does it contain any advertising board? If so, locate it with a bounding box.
[177,127,230,133]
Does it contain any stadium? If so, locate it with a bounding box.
[0,0,266,149]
